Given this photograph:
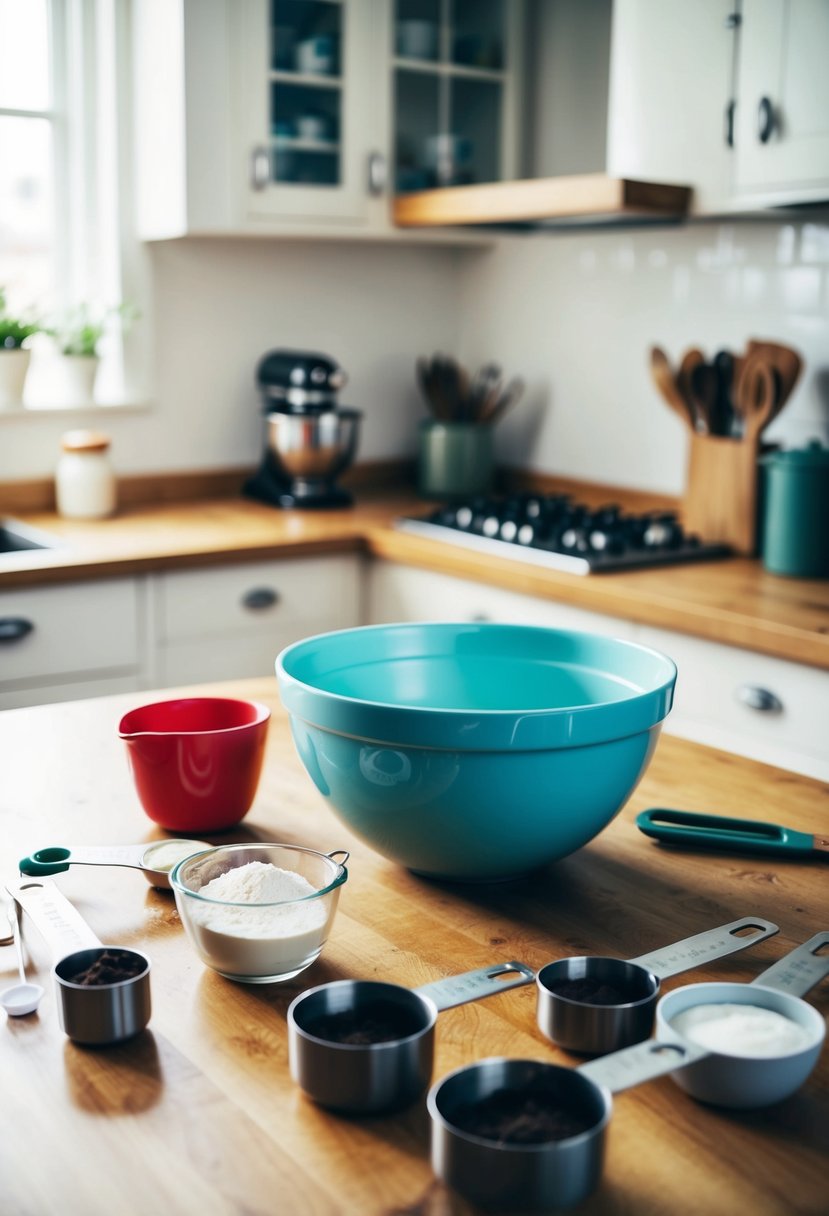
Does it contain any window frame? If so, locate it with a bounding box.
[0,0,149,411]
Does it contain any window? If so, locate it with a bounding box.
[0,0,142,408]
[0,0,62,316]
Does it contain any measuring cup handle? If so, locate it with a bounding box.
[628,916,779,980]
[6,877,102,959]
[578,1038,711,1095]
[751,932,829,998]
[415,961,535,1012]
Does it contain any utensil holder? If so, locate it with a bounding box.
[418,421,493,500]
[683,433,762,555]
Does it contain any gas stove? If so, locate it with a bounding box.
[395,494,731,575]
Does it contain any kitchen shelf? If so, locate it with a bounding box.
[268,70,342,90]
[273,136,339,154]
[393,56,505,82]
[393,174,693,227]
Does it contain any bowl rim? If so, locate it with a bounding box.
[276,621,677,751]
[170,842,349,907]
[119,697,271,738]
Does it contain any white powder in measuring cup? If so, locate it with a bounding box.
[184,861,332,980]
[671,1002,813,1057]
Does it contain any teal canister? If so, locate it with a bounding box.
[418,421,494,499]
[760,441,829,578]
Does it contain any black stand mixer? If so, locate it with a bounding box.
[244,349,362,509]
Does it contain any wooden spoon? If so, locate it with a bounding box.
[677,347,707,433]
[746,339,803,424]
[649,347,695,432]
[735,355,776,444]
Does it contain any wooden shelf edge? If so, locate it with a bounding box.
[393,174,692,227]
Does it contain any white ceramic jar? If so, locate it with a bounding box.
[55,429,117,519]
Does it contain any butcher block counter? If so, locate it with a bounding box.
[1,484,828,670]
[1,678,827,1216]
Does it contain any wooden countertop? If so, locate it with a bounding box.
[0,678,826,1215]
[2,490,828,670]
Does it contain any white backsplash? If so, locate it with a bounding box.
[3,218,828,496]
[456,218,829,495]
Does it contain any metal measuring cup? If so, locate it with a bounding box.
[429,933,828,1211]
[7,878,151,1046]
[536,915,779,1054]
[288,961,535,1114]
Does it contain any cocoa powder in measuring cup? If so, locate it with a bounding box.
[305,1000,425,1045]
[448,1086,599,1145]
[65,948,146,986]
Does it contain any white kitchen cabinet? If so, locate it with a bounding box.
[734,0,829,205]
[0,578,147,710]
[633,624,829,783]
[606,0,738,215]
[366,561,828,781]
[132,0,522,239]
[237,0,384,226]
[366,562,635,635]
[152,554,363,686]
[606,0,829,214]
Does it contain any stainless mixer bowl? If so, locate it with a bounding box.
[265,408,361,486]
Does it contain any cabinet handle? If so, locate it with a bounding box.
[367,152,388,196]
[757,97,776,144]
[0,616,34,643]
[242,587,280,612]
[250,145,271,191]
[737,684,783,713]
[724,99,736,148]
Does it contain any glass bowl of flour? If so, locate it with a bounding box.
[170,843,349,983]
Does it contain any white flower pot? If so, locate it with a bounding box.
[0,348,32,408]
[58,354,100,406]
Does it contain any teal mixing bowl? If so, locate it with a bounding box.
[276,623,676,880]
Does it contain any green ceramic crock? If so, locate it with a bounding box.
[761,441,829,578]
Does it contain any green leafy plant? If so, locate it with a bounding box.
[49,301,139,357]
[0,288,40,350]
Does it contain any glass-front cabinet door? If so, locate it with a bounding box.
[239,0,379,222]
[392,0,521,195]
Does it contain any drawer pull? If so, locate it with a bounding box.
[242,587,280,612]
[737,684,783,714]
[0,617,34,643]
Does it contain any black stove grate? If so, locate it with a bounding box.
[395,494,731,575]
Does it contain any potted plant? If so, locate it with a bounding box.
[49,301,136,405]
[0,289,40,408]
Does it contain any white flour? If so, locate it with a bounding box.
[671,1002,813,1057]
[183,861,333,981]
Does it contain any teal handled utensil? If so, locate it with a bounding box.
[636,808,829,859]
[18,840,211,891]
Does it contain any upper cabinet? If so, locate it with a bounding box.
[132,0,523,239]
[238,0,382,225]
[734,0,829,205]
[608,0,829,215]
[132,0,829,240]
[607,0,738,215]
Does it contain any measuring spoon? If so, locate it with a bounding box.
[536,914,779,1054]
[0,900,45,1017]
[18,839,211,891]
[6,878,151,1045]
[288,961,535,1114]
[429,934,828,1211]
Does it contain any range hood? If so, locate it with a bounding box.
[393,174,692,229]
